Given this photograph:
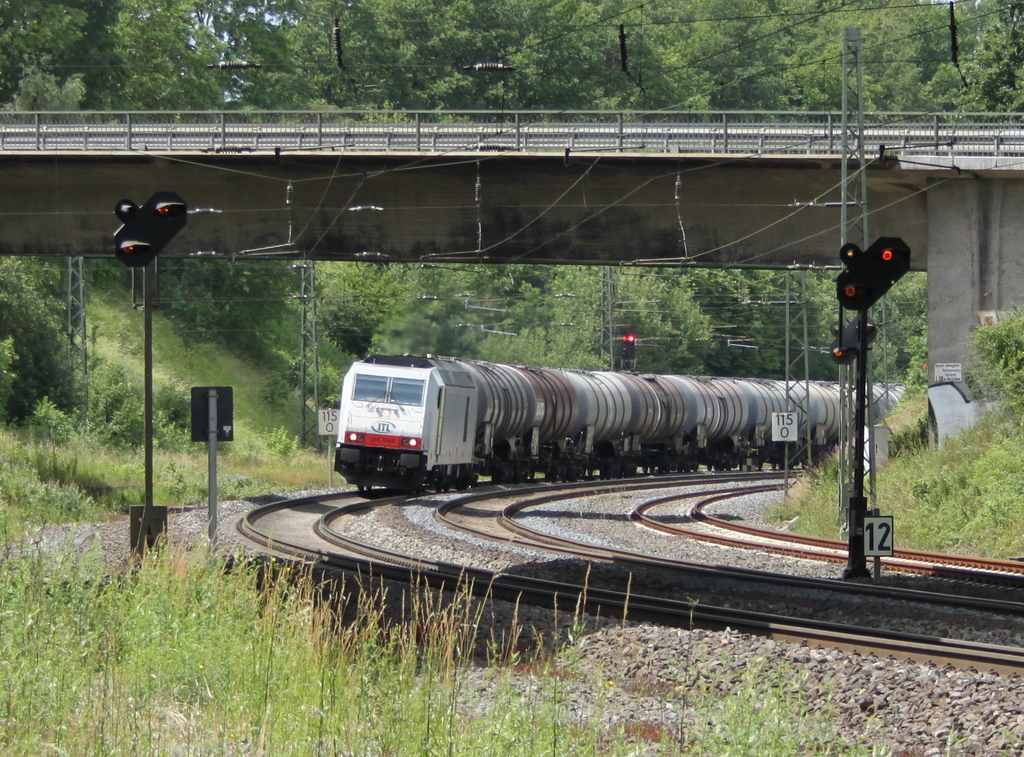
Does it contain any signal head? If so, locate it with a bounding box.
[839,242,862,265]
[154,200,187,217]
[112,191,188,268]
[114,199,139,224]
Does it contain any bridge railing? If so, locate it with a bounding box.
[2,110,1024,157]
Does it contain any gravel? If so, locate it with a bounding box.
[334,481,1024,756]
[15,485,1024,756]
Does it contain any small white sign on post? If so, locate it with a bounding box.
[318,408,340,489]
[318,408,339,437]
[771,412,798,442]
[864,515,894,557]
[933,363,963,383]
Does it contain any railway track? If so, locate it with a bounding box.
[633,487,1024,584]
[234,475,1024,676]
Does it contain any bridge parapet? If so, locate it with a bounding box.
[3,110,1024,160]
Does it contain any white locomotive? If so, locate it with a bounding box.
[335,354,900,492]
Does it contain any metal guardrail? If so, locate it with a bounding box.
[3,110,1024,157]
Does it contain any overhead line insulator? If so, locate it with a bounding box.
[206,61,262,70]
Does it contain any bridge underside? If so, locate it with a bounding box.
[0,151,936,269]
[10,148,1024,442]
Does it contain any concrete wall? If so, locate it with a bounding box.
[926,177,1024,441]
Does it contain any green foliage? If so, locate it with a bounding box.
[0,431,106,533]
[88,360,145,448]
[159,258,297,370]
[970,309,1024,409]
[0,259,75,423]
[0,0,972,112]
[959,1,1024,111]
[886,390,929,458]
[26,397,75,446]
[0,548,883,755]
[0,338,15,422]
[265,427,299,457]
[4,65,85,110]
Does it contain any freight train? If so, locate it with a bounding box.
[334,355,901,493]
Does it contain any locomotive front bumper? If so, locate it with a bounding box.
[335,445,427,489]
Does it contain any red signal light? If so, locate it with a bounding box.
[623,334,636,343]
[881,249,894,261]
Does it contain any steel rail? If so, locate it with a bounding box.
[235,485,1024,676]
[634,489,1024,585]
[435,477,1024,617]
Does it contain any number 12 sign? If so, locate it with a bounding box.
[864,515,894,557]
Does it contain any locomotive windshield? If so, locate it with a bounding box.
[390,378,425,405]
[352,374,425,406]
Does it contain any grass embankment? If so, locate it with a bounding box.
[0,547,871,756]
[0,291,985,755]
[772,388,1024,559]
[0,289,331,541]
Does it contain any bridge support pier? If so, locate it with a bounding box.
[926,178,1024,442]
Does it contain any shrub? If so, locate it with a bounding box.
[971,309,1024,410]
[26,397,75,445]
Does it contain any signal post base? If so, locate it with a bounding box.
[130,505,168,559]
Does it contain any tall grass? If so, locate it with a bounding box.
[0,426,330,541]
[772,389,1024,559]
[0,544,878,756]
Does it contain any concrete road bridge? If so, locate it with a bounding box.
[5,109,1024,437]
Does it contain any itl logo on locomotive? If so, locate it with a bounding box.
[371,421,396,434]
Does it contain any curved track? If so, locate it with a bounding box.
[633,488,1024,585]
[235,476,1024,676]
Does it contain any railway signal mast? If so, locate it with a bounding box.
[112,191,188,559]
[835,237,910,579]
[835,27,913,578]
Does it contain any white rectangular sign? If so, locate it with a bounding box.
[863,515,894,557]
[771,412,798,442]
[318,408,339,436]
[933,362,963,382]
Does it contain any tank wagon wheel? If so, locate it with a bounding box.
[520,461,534,483]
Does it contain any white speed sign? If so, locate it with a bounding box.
[318,408,339,436]
[771,412,798,442]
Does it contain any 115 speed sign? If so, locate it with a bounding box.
[771,412,797,442]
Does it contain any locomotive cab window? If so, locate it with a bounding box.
[390,378,425,406]
[352,374,425,406]
[353,375,388,402]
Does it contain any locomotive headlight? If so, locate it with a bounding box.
[401,437,421,449]
[347,432,365,443]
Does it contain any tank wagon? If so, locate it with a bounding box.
[335,355,902,492]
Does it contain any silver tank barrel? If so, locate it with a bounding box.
[454,358,536,443]
[519,366,581,443]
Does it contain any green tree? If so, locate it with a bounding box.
[960,0,1024,111]
[112,0,223,109]
[158,258,296,368]
[0,259,75,421]
[0,0,120,109]
[5,66,85,111]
